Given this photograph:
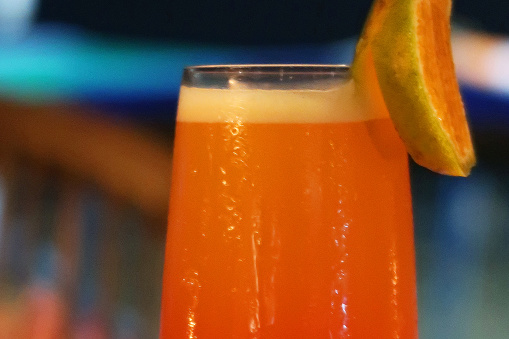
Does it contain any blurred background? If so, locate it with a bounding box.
[0,0,508,338]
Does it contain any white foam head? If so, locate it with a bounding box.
[177,66,388,123]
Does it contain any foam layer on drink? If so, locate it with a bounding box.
[177,80,389,123]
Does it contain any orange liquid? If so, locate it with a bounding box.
[161,114,417,338]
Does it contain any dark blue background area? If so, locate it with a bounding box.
[462,85,509,132]
[36,0,509,43]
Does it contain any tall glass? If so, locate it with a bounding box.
[160,65,418,338]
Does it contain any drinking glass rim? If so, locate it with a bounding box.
[182,64,352,90]
[184,64,350,75]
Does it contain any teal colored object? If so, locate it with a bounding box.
[0,24,353,107]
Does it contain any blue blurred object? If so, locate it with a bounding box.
[0,24,355,121]
[415,163,509,339]
[461,84,509,131]
[0,0,38,42]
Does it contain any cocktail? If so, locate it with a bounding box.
[159,65,417,338]
[160,0,475,337]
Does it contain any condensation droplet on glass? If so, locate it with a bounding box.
[253,231,261,246]
[230,126,240,136]
[182,270,201,288]
[249,318,259,334]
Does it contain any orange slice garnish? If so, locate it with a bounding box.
[352,0,475,176]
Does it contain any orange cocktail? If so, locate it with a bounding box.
[160,66,417,338]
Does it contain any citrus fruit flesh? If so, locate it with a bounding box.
[352,0,475,176]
